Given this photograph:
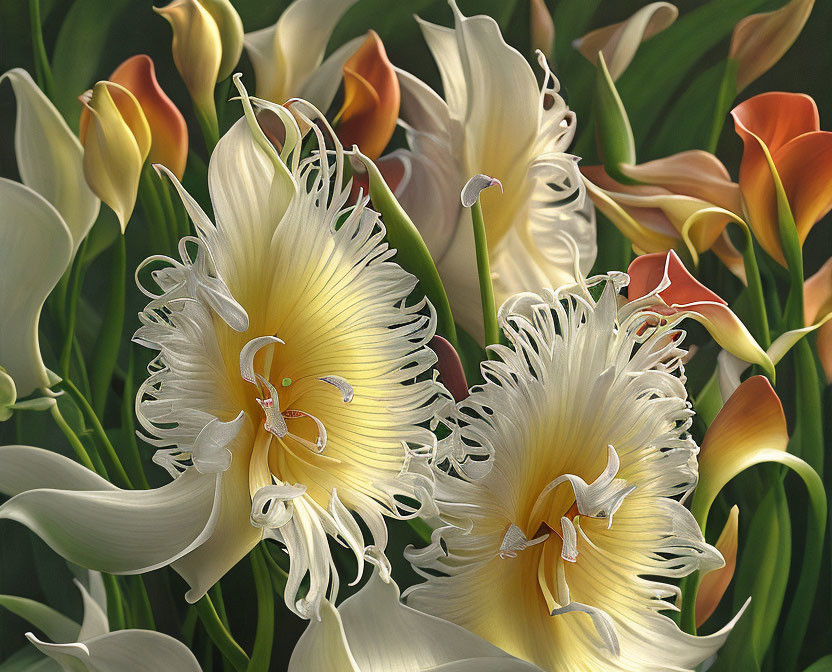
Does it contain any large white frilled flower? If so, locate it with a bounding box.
[0,80,445,618]
[405,248,748,671]
[377,1,596,339]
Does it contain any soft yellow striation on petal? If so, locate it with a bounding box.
[408,275,740,671]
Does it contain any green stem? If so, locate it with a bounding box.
[48,402,95,472]
[128,576,155,629]
[182,606,198,647]
[209,584,231,631]
[27,0,55,99]
[248,546,275,672]
[195,100,220,153]
[792,339,823,471]
[740,230,770,349]
[705,59,738,154]
[121,348,150,489]
[194,595,249,672]
[140,167,171,252]
[261,544,288,594]
[62,378,133,489]
[90,235,126,418]
[470,199,499,352]
[408,517,433,545]
[156,174,183,247]
[103,574,125,631]
[60,238,89,379]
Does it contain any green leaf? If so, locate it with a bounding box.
[616,0,777,144]
[593,53,636,184]
[649,59,738,159]
[711,484,790,669]
[50,0,133,129]
[0,647,60,672]
[354,150,458,348]
[804,655,832,672]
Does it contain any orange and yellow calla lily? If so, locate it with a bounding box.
[627,250,773,376]
[81,55,188,180]
[583,155,746,278]
[731,92,832,266]
[335,31,400,160]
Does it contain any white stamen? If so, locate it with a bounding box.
[283,409,327,454]
[499,523,549,559]
[256,375,288,437]
[318,375,354,403]
[551,602,620,656]
[240,336,284,384]
[250,482,306,528]
[560,517,578,563]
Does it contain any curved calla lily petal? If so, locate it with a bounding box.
[696,505,739,628]
[155,0,221,113]
[628,250,773,376]
[199,0,244,81]
[729,0,815,91]
[80,55,188,180]
[289,569,542,672]
[335,31,400,160]
[1,68,100,256]
[573,2,678,80]
[694,377,788,519]
[0,180,72,396]
[731,92,832,265]
[80,81,151,231]
[28,629,201,672]
[243,0,358,105]
[0,595,80,644]
[0,446,222,579]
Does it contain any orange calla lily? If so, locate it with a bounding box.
[582,153,746,279]
[81,55,188,179]
[335,31,400,160]
[696,505,739,628]
[731,92,832,266]
[627,250,773,376]
[804,257,832,383]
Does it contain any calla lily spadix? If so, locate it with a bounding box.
[406,246,745,671]
[378,1,596,340]
[0,81,445,618]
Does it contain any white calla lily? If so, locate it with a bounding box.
[386,1,596,340]
[1,571,200,672]
[244,0,361,108]
[408,263,745,670]
[289,566,543,671]
[0,180,71,397]
[0,69,101,398]
[1,69,100,255]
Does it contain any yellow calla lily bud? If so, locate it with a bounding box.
[199,0,244,82]
[80,81,150,231]
[155,0,222,135]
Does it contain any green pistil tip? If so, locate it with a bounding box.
[281,377,292,387]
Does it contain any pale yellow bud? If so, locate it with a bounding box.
[80,82,150,231]
[155,0,222,113]
[200,0,244,81]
